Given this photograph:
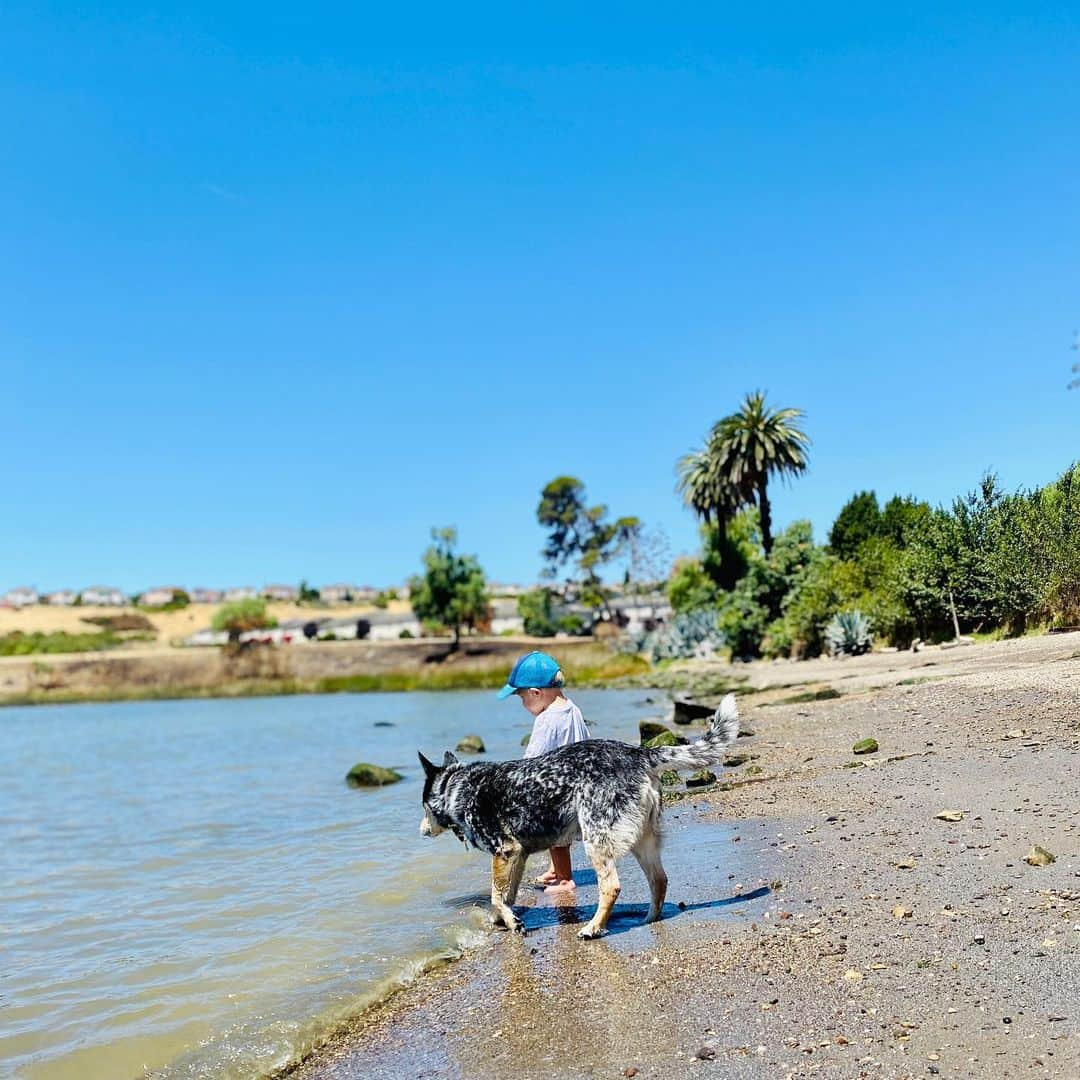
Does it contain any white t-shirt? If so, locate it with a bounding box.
[523,697,590,758]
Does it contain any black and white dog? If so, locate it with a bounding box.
[418,695,740,939]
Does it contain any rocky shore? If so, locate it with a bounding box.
[289,632,1080,1079]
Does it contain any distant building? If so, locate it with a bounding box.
[489,582,528,598]
[224,586,258,602]
[140,586,182,607]
[319,584,356,604]
[351,586,379,602]
[490,598,525,635]
[43,589,78,606]
[262,584,299,602]
[81,585,127,607]
[2,586,39,608]
[190,588,223,604]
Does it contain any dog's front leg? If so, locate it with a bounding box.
[490,847,526,934]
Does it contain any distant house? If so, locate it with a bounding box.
[490,598,525,635]
[489,582,528,598]
[262,584,299,602]
[43,589,78,606]
[190,588,223,604]
[140,586,182,607]
[81,585,127,607]
[319,608,422,641]
[319,584,356,604]
[2,586,39,608]
[223,586,258,602]
[351,586,379,603]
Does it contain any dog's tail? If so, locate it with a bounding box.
[644,694,740,772]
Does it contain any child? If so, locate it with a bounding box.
[497,650,590,893]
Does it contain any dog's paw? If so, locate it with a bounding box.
[510,918,526,935]
[491,912,525,934]
[577,924,607,940]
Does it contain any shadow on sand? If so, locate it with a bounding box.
[444,884,772,937]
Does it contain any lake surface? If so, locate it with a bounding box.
[0,689,666,1079]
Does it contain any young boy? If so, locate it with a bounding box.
[497,650,590,893]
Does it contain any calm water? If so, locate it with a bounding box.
[0,689,661,1079]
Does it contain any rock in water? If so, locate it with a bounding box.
[644,730,679,748]
[660,770,681,786]
[455,734,486,753]
[345,763,402,787]
[1024,845,1055,867]
[672,700,716,725]
[852,738,879,755]
[723,753,749,767]
[639,720,672,743]
[685,769,717,788]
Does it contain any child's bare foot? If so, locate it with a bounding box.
[543,878,577,894]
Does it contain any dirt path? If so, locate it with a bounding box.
[291,634,1080,1079]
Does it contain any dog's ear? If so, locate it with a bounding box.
[418,751,439,778]
[442,750,459,768]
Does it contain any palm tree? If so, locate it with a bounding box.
[675,448,744,532]
[709,392,810,555]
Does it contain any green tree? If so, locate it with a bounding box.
[880,495,932,549]
[537,477,640,612]
[212,598,275,644]
[828,491,882,559]
[298,580,320,603]
[702,392,810,555]
[408,528,490,650]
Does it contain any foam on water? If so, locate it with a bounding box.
[0,689,662,1080]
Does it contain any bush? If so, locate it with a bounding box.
[624,609,724,661]
[825,610,873,656]
[212,598,275,643]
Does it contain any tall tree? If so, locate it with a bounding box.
[828,491,881,559]
[708,392,810,555]
[537,477,640,612]
[409,528,490,650]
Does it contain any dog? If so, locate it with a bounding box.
[418,694,740,939]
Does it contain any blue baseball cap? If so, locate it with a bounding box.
[496,651,563,699]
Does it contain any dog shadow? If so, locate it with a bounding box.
[519,885,772,935]
[444,885,772,937]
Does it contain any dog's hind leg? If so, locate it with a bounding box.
[490,845,527,934]
[632,828,668,924]
[578,842,620,940]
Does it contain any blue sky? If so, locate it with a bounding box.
[3,3,1078,591]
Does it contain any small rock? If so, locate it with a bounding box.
[639,720,673,743]
[935,810,964,822]
[455,734,486,753]
[685,769,717,788]
[660,770,681,786]
[672,700,716,725]
[843,969,863,981]
[624,1069,639,1078]
[723,753,749,767]
[894,859,915,870]
[373,721,394,727]
[694,1046,717,1060]
[345,762,403,787]
[892,905,913,919]
[644,730,680,748]
[521,733,531,747]
[745,764,764,776]
[852,738,879,755]
[1024,845,1056,867]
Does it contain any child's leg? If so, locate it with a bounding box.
[543,846,576,893]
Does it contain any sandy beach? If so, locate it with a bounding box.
[290,633,1080,1079]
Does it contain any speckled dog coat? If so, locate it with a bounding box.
[418,695,740,939]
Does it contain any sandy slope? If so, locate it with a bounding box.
[291,632,1080,1080]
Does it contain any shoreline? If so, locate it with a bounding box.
[0,637,648,708]
[288,632,1080,1079]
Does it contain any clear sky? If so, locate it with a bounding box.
[3,3,1078,592]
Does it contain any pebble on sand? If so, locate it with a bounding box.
[455,734,486,753]
[1023,845,1056,867]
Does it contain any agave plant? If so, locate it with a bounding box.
[622,609,725,662]
[825,610,873,657]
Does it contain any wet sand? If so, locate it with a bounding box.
[291,634,1080,1079]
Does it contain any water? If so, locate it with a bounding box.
[0,689,665,1079]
